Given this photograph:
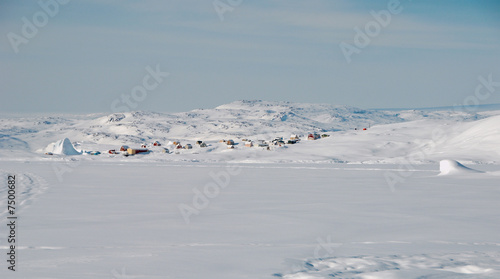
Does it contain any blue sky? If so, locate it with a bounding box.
[1,0,500,113]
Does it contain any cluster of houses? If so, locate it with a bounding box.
[104,140,210,156]
[100,133,332,156]
[218,133,330,150]
[46,132,338,156]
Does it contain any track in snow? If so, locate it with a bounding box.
[0,170,48,220]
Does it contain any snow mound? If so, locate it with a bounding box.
[278,252,500,278]
[439,159,482,175]
[45,138,82,155]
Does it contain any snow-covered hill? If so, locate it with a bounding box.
[74,100,412,144]
[0,100,499,164]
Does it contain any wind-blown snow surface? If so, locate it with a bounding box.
[0,162,499,278]
[1,101,500,278]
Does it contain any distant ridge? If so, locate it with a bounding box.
[0,100,495,152]
[373,103,500,112]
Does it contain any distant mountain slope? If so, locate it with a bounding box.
[0,100,490,153]
[373,103,500,112]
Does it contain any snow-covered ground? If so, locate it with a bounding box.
[0,101,499,278]
[1,100,499,164]
[1,162,499,278]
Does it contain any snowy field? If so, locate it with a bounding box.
[1,101,500,278]
[1,161,500,278]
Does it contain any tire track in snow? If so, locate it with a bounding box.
[0,170,48,220]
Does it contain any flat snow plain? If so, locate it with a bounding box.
[1,161,499,278]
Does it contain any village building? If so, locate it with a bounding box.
[127,148,148,155]
[257,142,268,148]
[308,133,320,140]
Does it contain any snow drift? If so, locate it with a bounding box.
[45,138,82,155]
[439,159,483,175]
[444,114,500,158]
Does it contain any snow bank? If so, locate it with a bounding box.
[439,159,482,175]
[444,115,500,157]
[280,252,499,278]
[45,138,82,155]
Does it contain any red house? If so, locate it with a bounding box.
[308,133,321,140]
